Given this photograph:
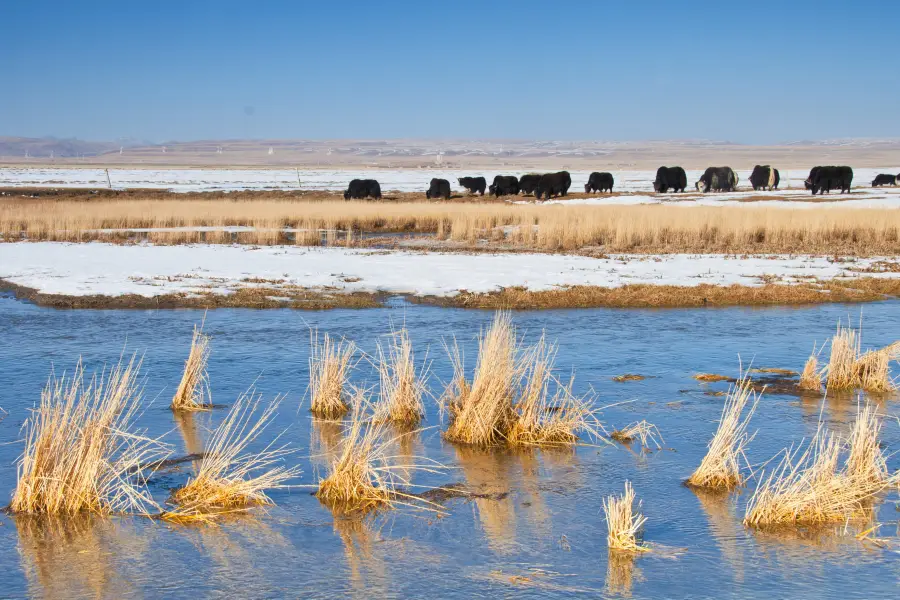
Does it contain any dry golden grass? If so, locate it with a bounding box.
[686,372,760,490]
[308,330,356,418]
[824,321,900,392]
[743,402,898,528]
[171,323,212,411]
[798,345,823,391]
[612,374,645,382]
[603,481,650,553]
[11,356,168,515]
[373,328,427,426]
[316,393,443,513]
[610,421,664,450]
[162,389,298,522]
[6,195,900,255]
[443,312,519,447]
[694,373,734,382]
[506,335,600,448]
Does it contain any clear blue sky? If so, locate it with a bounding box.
[2,0,898,143]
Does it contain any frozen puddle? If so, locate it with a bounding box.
[0,242,896,298]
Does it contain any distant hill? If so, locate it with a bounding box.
[0,136,143,158]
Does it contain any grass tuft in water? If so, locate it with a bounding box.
[373,327,427,426]
[610,420,663,450]
[603,481,650,553]
[824,320,900,392]
[171,323,212,411]
[308,330,357,419]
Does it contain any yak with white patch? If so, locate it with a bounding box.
[534,171,572,200]
[807,166,853,195]
[695,167,738,193]
[458,176,486,195]
[652,166,687,193]
[344,179,382,200]
[749,165,780,191]
[426,178,451,199]
[489,175,520,197]
[518,174,542,196]
[584,172,614,193]
[872,174,897,187]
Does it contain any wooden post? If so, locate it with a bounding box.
[105,169,112,189]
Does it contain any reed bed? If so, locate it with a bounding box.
[11,356,168,515]
[824,322,900,392]
[686,373,760,490]
[373,328,427,426]
[316,393,443,513]
[308,330,357,419]
[170,324,212,411]
[610,420,663,449]
[163,390,298,522]
[603,481,650,553]
[798,345,822,391]
[442,313,597,448]
[6,196,900,255]
[743,403,898,528]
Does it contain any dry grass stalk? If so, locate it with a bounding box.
[443,312,519,446]
[744,403,897,528]
[316,393,444,513]
[171,324,212,411]
[308,330,356,418]
[825,321,900,392]
[686,373,760,490]
[506,335,599,447]
[610,420,663,449]
[163,389,298,522]
[373,328,427,426]
[603,481,650,553]
[798,345,822,391]
[11,356,168,515]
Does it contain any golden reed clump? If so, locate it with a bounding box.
[743,402,898,529]
[442,313,597,448]
[610,420,663,450]
[163,389,299,522]
[603,481,650,553]
[373,328,427,426]
[798,344,822,391]
[12,356,168,515]
[824,321,900,392]
[308,330,357,419]
[171,323,212,411]
[686,371,760,490]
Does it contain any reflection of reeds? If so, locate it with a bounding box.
[374,328,426,426]
[605,551,642,598]
[686,372,759,491]
[454,445,518,554]
[309,330,356,418]
[333,516,388,598]
[744,402,897,528]
[164,390,298,521]
[310,416,345,469]
[603,481,649,553]
[171,324,212,411]
[12,356,168,515]
[692,489,744,582]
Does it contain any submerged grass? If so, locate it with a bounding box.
[171,323,212,411]
[11,355,168,515]
[163,389,298,522]
[686,372,760,490]
[744,402,898,529]
[308,330,357,419]
[610,421,663,450]
[603,481,650,553]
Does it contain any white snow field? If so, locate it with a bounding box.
[1,167,898,204]
[0,242,894,299]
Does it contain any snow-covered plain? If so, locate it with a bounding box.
[0,242,894,299]
[1,166,898,200]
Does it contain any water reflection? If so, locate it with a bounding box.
[452,445,519,554]
[332,515,389,599]
[692,489,745,582]
[605,551,643,598]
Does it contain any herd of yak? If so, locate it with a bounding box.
[342,166,900,200]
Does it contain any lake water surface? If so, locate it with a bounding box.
[0,296,898,599]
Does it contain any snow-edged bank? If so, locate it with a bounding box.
[0,242,896,300]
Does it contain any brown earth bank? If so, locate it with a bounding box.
[5,277,900,311]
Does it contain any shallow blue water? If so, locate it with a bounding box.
[0,297,898,599]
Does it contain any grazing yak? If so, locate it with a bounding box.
[695,167,738,193]
[535,171,572,200]
[749,165,780,191]
[806,166,853,194]
[458,176,486,195]
[652,166,687,193]
[426,178,451,199]
[489,175,520,197]
[584,172,614,193]
[518,174,542,196]
[344,178,382,200]
[872,174,897,187]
